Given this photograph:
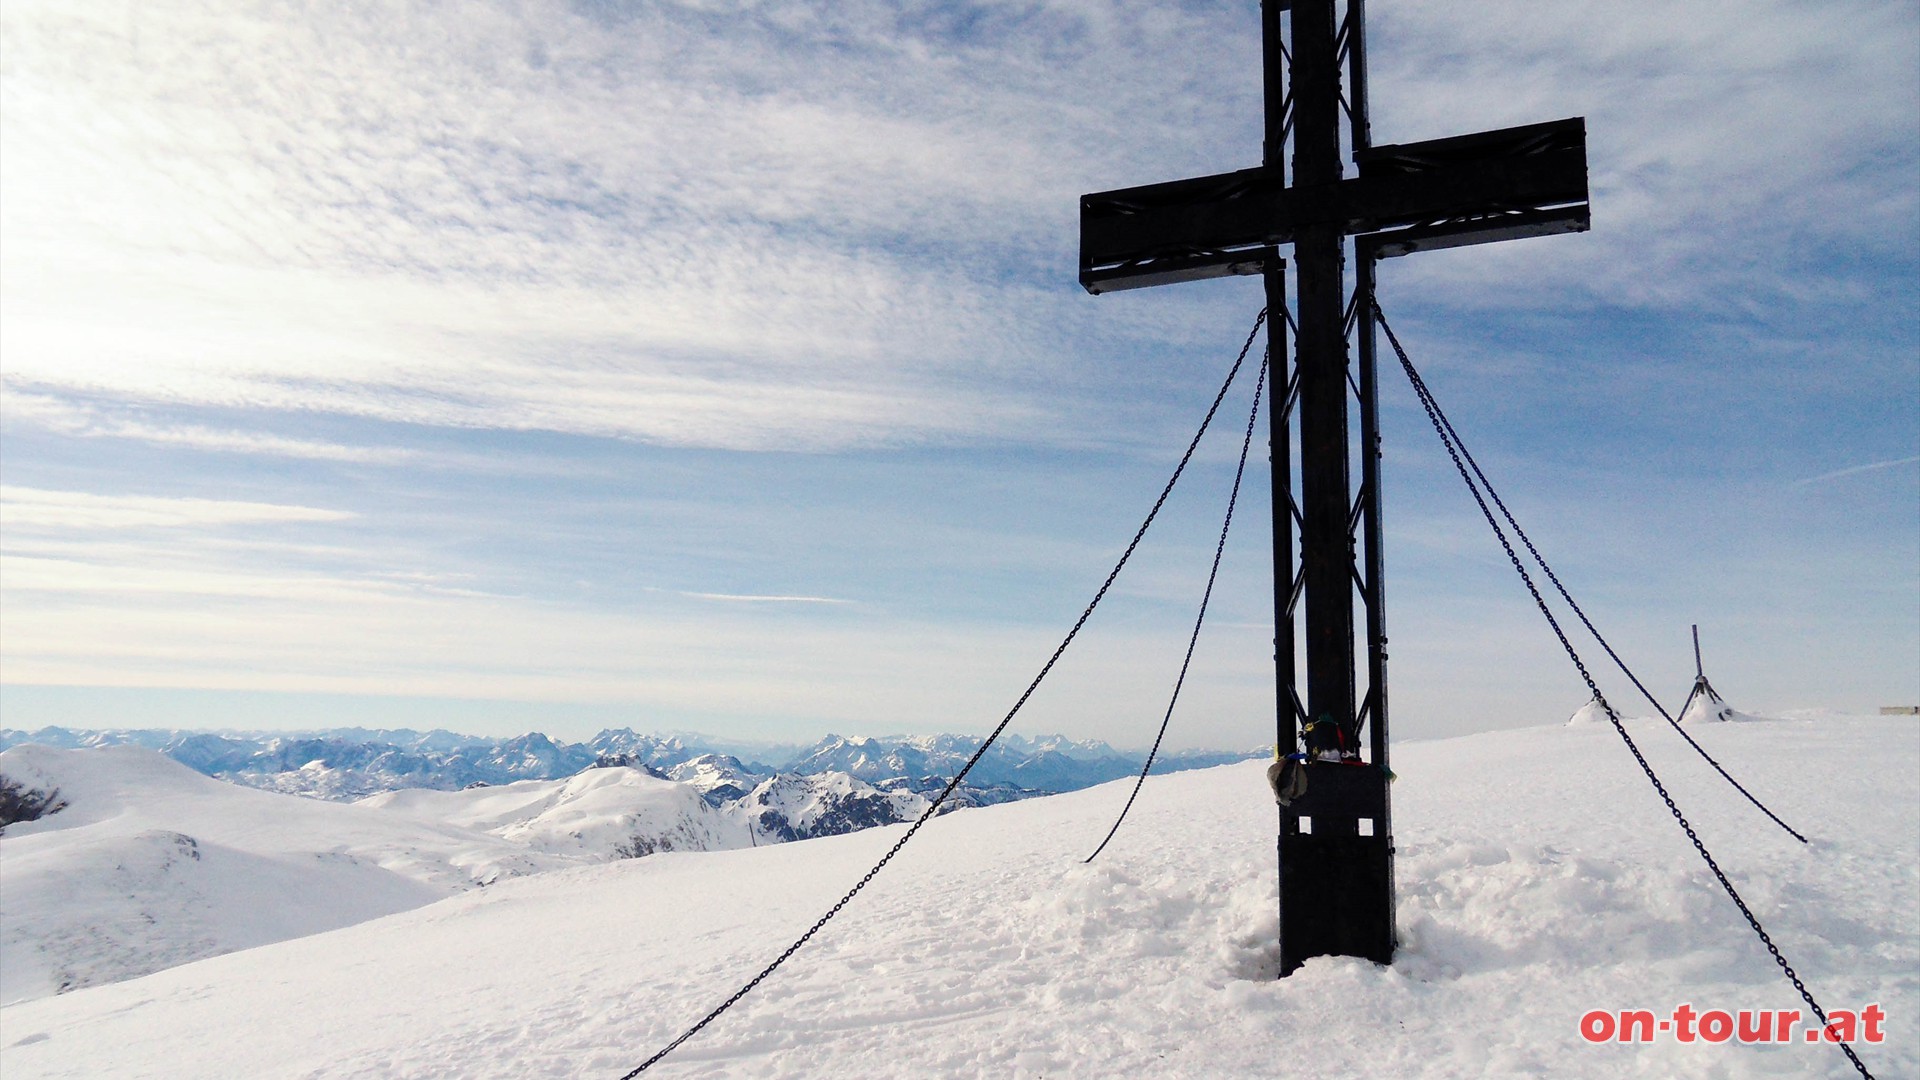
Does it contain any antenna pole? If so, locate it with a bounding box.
[1692,624,1704,680]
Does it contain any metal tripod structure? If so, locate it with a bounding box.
[1679,624,1732,723]
[1079,0,1591,975]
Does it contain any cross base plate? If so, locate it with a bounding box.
[1278,762,1396,975]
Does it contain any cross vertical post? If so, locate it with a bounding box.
[1077,0,1590,976]
[1273,0,1393,977]
[1266,267,1296,759]
[1262,0,1295,760]
[1290,0,1357,758]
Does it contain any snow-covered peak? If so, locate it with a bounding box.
[782,732,1146,792]
[666,753,761,803]
[364,766,748,858]
[739,770,928,842]
[1,744,272,835]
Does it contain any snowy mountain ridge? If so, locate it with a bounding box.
[0,725,1259,805]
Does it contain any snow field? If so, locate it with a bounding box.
[1,716,1913,1078]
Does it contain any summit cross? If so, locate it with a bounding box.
[1078,0,1591,975]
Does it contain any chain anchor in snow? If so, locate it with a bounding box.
[1375,300,1874,1080]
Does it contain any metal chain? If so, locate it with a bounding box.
[1086,352,1269,864]
[1377,306,1874,1080]
[1375,315,1805,844]
[616,310,1269,1078]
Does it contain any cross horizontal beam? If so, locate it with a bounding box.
[1081,117,1588,294]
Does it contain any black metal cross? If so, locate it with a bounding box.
[1078,0,1589,975]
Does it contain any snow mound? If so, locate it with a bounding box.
[1,716,1911,1078]
[1680,693,1735,723]
[1563,692,1772,727]
[1678,692,1774,725]
[1563,698,1621,725]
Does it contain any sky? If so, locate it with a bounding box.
[1,0,1915,751]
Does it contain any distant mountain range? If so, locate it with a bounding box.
[0,726,1261,845]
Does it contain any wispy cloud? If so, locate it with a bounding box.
[8,0,1903,451]
[0,527,1261,743]
[677,591,855,606]
[0,390,411,463]
[1,486,354,530]
[0,0,1236,452]
[1795,455,1920,487]
[1370,0,1918,311]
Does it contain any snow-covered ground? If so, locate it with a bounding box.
[2,714,1914,1078]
